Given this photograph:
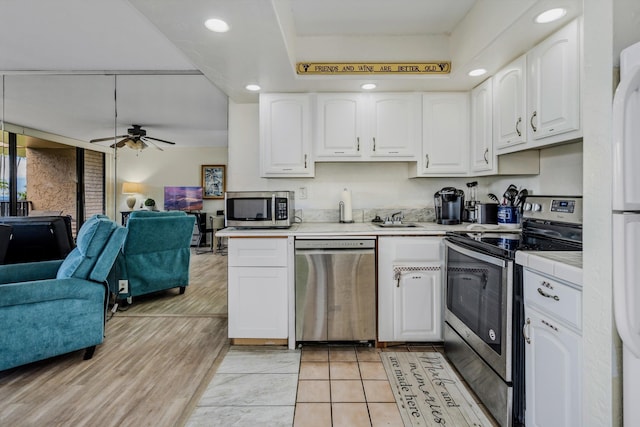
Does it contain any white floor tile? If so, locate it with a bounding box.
[199,373,298,406]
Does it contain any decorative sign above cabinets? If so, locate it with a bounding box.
[296,62,451,75]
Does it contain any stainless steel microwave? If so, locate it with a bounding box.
[225,191,295,228]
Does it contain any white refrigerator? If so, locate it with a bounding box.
[613,40,640,426]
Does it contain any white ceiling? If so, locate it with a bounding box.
[0,0,588,148]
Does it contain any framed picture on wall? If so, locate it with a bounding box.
[201,165,225,199]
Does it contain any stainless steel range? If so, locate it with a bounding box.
[443,195,583,427]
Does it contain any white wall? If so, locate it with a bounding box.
[116,146,228,216]
[583,0,622,425]
[228,100,582,214]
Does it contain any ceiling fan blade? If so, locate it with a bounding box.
[115,138,132,148]
[141,137,164,151]
[90,135,129,143]
[145,136,176,145]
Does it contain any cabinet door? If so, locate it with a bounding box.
[470,79,494,173]
[394,269,442,341]
[494,55,527,149]
[420,92,469,175]
[228,237,288,267]
[524,306,582,427]
[527,19,580,141]
[368,93,421,159]
[315,94,365,159]
[260,94,314,177]
[378,236,443,342]
[228,266,288,338]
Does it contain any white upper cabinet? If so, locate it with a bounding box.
[494,55,527,151]
[315,94,365,159]
[315,93,421,161]
[417,92,469,175]
[260,93,314,177]
[527,18,581,144]
[470,78,494,174]
[368,93,421,159]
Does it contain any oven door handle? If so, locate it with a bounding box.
[444,240,507,268]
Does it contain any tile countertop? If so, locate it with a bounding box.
[215,221,504,237]
[515,251,583,286]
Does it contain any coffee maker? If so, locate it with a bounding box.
[434,187,465,225]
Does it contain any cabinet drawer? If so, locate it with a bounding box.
[379,236,442,262]
[228,237,289,267]
[523,269,582,330]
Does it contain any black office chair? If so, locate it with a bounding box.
[0,224,13,265]
[195,216,214,254]
[211,215,227,255]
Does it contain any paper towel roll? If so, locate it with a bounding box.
[341,188,353,222]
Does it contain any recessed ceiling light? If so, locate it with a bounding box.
[534,8,567,24]
[204,18,230,33]
[468,68,487,77]
[245,84,261,91]
[361,83,377,90]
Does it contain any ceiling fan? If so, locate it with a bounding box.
[90,125,176,151]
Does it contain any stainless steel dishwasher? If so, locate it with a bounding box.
[295,238,376,343]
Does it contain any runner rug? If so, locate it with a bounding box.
[380,352,494,426]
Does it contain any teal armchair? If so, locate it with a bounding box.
[0,215,127,371]
[111,210,195,303]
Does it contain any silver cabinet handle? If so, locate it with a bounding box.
[516,117,522,137]
[483,148,489,164]
[530,111,537,132]
[304,154,308,168]
[372,137,376,152]
[357,137,360,151]
[523,317,531,344]
[425,154,430,168]
[537,287,560,301]
[271,195,276,225]
[394,271,401,288]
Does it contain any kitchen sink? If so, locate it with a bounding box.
[374,223,421,228]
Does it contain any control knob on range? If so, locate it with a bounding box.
[532,203,542,212]
[523,202,532,211]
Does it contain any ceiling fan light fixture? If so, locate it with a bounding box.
[245,84,261,91]
[205,18,230,33]
[534,8,567,24]
[125,139,144,151]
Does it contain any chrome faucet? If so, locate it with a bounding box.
[391,211,403,224]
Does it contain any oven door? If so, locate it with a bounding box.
[444,239,513,382]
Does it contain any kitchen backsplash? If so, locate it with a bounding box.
[297,207,436,223]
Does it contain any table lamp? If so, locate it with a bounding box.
[122,182,142,210]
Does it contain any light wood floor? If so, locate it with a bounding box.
[0,251,230,427]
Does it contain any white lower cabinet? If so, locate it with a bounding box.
[227,237,290,339]
[523,268,582,427]
[378,236,442,342]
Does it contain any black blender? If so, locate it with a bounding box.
[464,181,478,222]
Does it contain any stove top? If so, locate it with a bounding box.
[446,195,583,259]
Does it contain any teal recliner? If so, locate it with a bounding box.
[111,210,195,303]
[0,215,127,371]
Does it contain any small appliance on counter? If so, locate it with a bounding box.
[225,190,294,228]
[463,181,478,222]
[434,187,464,225]
[475,203,499,224]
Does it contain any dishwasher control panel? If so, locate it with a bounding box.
[295,239,376,249]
